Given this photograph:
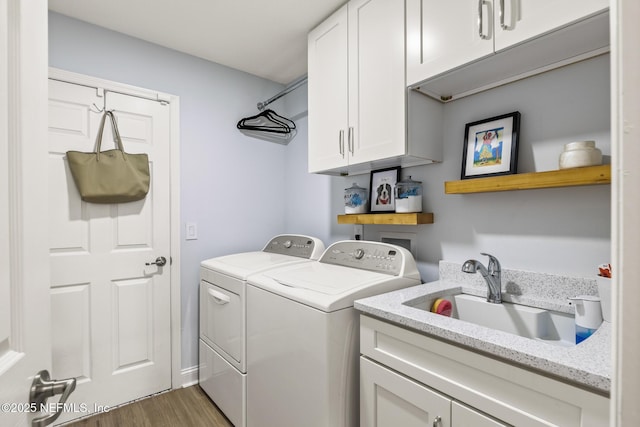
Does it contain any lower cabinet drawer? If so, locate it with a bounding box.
[452,401,509,427]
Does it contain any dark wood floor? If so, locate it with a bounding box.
[64,386,233,427]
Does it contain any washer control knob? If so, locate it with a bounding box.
[283,240,292,248]
[354,249,365,260]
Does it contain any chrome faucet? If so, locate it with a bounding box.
[462,253,502,304]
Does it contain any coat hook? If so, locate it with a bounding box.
[91,103,104,113]
[91,90,109,113]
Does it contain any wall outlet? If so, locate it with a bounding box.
[354,224,364,240]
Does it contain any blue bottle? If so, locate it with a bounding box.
[569,295,603,344]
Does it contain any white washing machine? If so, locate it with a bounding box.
[199,235,325,427]
[246,240,421,427]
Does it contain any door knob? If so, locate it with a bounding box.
[146,256,167,267]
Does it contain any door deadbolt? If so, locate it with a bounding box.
[146,256,167,267]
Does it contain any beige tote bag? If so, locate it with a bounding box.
[66,110,150,203]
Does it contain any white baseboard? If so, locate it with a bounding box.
[181,365,199,387]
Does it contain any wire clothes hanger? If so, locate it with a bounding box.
[237,108,298,145]
[237,109,296,134]
[236,75,306,145]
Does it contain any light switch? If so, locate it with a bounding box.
[186,222,198,240]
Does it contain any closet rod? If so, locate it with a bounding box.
[257,75,307,111]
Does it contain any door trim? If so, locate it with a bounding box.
[611,0,640,425]
[48,67,182,389]
[1,3,51,421]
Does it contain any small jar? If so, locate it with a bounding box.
[394,176,423,213]
[559,141,602,169]
[344,183,368,214]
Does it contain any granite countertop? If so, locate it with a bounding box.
[354,262,611,394]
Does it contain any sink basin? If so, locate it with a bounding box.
[405,293,577,347]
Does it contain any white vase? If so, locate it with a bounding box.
[559,141,603,169]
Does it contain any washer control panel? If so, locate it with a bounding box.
[262,235,325,260]
[319,241,406,275]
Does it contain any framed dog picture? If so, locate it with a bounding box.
[461,111,521,179]
[369,167,399,212]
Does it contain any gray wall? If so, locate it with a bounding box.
[49,11,611,373]
[352,55,611,281]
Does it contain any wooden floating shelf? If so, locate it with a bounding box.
[337,212,434,225]
[444,164,611,194]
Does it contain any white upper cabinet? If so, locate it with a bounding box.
[308,0,406,174]
[307,4,349,172]
[308,0,442,175]
[405,0,494,86]
[407,0,610,100]
[494,0,609,51]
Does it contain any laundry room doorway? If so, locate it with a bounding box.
[47,70,181,424]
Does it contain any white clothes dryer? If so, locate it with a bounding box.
[199,235,325,427]
[246,240,421,427]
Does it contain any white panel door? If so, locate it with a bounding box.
[47,79,172,424]
[494,0,609,51]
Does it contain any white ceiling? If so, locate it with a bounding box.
[48,0,345,84]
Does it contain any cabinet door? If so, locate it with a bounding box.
[494,0,608,51]
[348,0,406,167]
[361,357,451,427]
[406,0,494,85]
[452,402,509,427]
[308,4,349,173]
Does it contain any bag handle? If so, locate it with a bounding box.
[107,111,125,152]
[95,111,126,161]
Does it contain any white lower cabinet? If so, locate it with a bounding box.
[360,315,609,427]
[361,357,451,427]
[361,357,507,427]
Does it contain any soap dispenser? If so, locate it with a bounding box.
[568,295,603,344]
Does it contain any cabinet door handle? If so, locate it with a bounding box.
[348,127,354,155]
[339,129,345,157]
[477,0,490,40]
[499,0,510,30]
[433,415,442,427]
